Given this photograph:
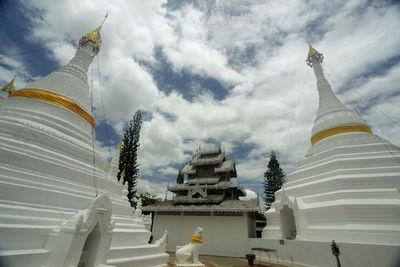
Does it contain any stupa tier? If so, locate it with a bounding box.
[0,20,168,267]
[262,43,400,245]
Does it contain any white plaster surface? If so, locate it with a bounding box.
[0,37,168,267]
[152,213,253,257]
[262,51,400,246]
[0,91,7,108]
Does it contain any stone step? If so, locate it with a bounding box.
[0,249,50,267]
[107,252,168,267]
[283,172,400,197]
[0,224,54,250]
[108,244,163,259]
[115,221,146,229]
[0,180,133,215]
[111,228,151,247]
[0,214,64,226]
[112,215,137,224]
[0,200,75,219]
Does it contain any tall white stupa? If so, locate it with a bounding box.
[0,17,168,267]
[262,42,400,245]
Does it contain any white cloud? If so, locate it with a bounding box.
[8,0,400,198]
[240,189,258,200]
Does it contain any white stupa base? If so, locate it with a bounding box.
[262,133,400,245]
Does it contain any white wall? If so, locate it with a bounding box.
[248,238,400,267]
[152,212,252,257]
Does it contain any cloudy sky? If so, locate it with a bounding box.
[1,0,399,199]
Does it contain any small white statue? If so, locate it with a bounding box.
[176,226,204,265]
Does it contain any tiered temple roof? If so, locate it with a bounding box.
[144,146,258,212]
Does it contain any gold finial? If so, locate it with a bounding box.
[82,12,108,48]
[120,168,126,177]
[306,35,322,58]
[1,73,17,94]
[116,140,122,149]
[306,35,323,67]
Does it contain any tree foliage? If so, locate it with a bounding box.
[263,151,285,210]
[138,192,159,215]
[139,192,159,207]
[176,169,184,184]
[118,110,142,207]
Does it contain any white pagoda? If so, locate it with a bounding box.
[0,19,168,267]
[262,43,400,245]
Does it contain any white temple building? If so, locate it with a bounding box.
[143,146,261,257]
[0,19,168,267]
[250,43,400,267]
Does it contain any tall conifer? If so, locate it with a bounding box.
[118,110,142,207]
[263,151,285,210]
[176,169,184,184]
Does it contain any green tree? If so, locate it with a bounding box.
[118,110,142,207]
[139,192,159,207]
[263,151,285,210]
[138,192,159,216]
[176,169,184,184]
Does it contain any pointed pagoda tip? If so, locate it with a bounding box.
[81,12,109,50]
[1,73,17,94]
[116,139,122,149]
[305,35,323,67]
[307,40,322,59]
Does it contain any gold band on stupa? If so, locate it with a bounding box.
[311,125,372,145]
[190,235,203,243]
[8,89,95,128]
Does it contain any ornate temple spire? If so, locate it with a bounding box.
[1,74,17,94]
[116,139,122,149]
[307,40,372,145]
[8,15,109,129]
[79,12,108,55]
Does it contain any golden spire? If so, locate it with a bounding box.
[306,36,324,67]
[116,140,122,149]
[306,36,322,58]
[120,167,126,178]
[1,73,17,94]
[82,12,108,48]
[307,43,322,58]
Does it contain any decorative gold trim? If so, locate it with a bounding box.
[307,43,321,58]
[8,89,95,128]
[311,125,372,145]
[190,235,203,243]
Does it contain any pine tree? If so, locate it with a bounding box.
[118,110,142,207]
[263,151,285,210]
[176,169,184,184]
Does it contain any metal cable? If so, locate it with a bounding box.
[90,62,98,197]
[96,56,112,160]
[0,40,78,60]
[322,62,400,130]
[322,63,400,167]
[280,68,309,153]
